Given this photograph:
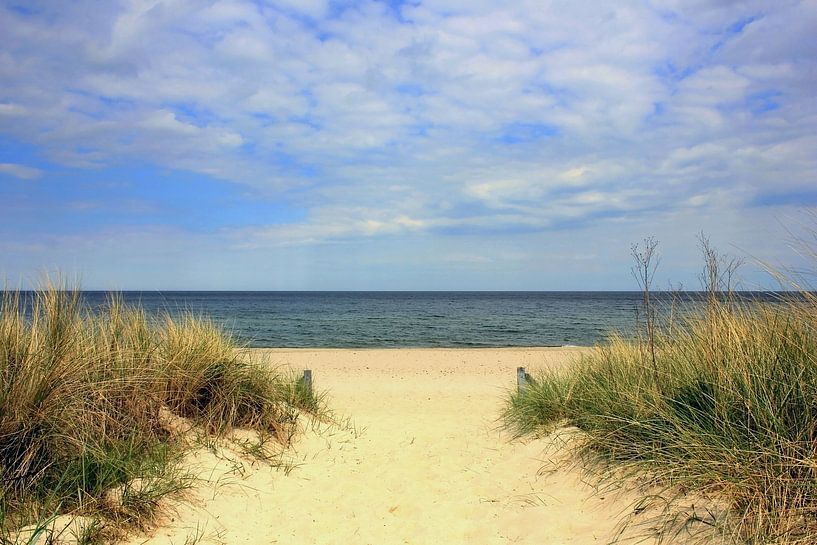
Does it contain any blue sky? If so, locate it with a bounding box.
[1,0,816,290]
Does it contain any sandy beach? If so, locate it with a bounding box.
[132,347,666,545]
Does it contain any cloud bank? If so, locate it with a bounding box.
[1,0,815,288]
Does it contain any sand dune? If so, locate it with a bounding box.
[132,348,682,545]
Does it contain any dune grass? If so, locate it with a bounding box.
[0,284,321,542]
[505,292,817,544]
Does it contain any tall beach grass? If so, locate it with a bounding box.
[505,265,817,543]
[0,284,319,540]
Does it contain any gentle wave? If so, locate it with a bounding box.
[9,291,794,348]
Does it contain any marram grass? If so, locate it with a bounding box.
[504,296,817,544]
[0,285,320,540]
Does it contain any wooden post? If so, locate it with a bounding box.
[303,369,313,394]
[517,366,527,394]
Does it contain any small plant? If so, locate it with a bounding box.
[72,517,108,545]
[290,372,323,414]
[182,524,206,545]
[697,231,744,302]
[631,236,660,375]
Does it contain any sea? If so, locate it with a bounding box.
[30,290,786,348]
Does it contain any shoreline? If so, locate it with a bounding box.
[250,345,589,352]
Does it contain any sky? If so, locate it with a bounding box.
[1,0,816,290]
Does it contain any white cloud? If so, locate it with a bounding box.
[0,0,815,280]
[0,102,27,116]
[0,163,42,180]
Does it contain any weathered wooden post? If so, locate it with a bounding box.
[517,366,527,394]
[303,369,313,394]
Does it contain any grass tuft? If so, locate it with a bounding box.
[507,229,817,545]
[505,293,817,544]
[0,283,319,541]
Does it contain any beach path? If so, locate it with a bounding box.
[138,348,661,545]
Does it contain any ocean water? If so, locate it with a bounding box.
[13,291,788,348]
